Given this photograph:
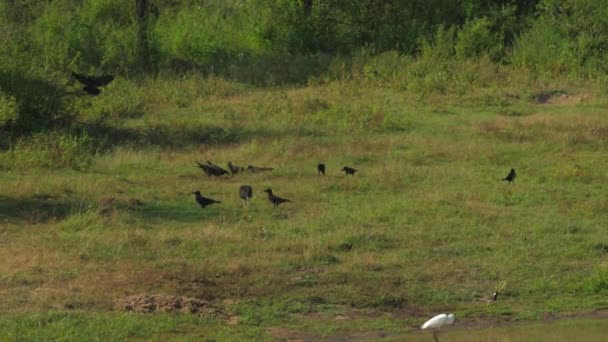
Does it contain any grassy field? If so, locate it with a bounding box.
[1,77,608,340]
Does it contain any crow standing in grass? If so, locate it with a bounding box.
[206,160,230,175]
[247,165,274,173]
[502,168,516,184]
[72,72,114,95]
[196,161,229,177]
[263,189,291,208]
[239,185,253,206]
[341,166,357,176]
[317,163,326,176]
[192,191,221,208]
[228,161,245,175]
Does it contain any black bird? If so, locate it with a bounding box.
[192,191,221,208]
[239,185,253,206]
[196,161,229,177]
[206,160,230,174]
[263,189,291,208]
[228,161,245,175]
[317,163,326,176]
[341,166,358,176]
[502,168,516,184]
[72,71,114,96]
[247,165,274,173]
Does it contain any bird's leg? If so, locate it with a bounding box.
[433,330,439,342]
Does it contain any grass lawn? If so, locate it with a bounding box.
[1,79,608,340]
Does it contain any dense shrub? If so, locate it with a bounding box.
[455,17,503,60]
[512,0,608,77]
[0,132,93,170]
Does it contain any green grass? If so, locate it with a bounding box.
[1,78,608,340]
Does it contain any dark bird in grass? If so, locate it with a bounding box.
[502,168,516,184]
[196,161,229,177]
[263,189,291,208]
[479,292,499,303]
[228,161,245,175]
[192,191,221,208]
[239,185,253,206]
[206,160,230,174]
[317,163,326,176]
[247,165,274,173]
[341,166,358,176]
[72,71,114,96]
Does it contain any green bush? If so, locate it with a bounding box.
[0,92,18,126]
[512,0,608,78]
[455,17,503,60]
[77,78,145,124]
[0,132,93,170]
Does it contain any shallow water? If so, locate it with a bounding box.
[399,317,608,342]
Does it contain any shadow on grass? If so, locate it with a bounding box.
[87,124,242,150]
[168,52,333,86]
[135,201,221,223]
[86,123,328,150]
[0,195,74,224]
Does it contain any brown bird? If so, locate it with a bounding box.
[263,189,291,208]
[341,166,357,176]
[479,292,499,303]
[72,71,114,95]
[239,185,253,206]
[192,191,221,208]
[502,168,516,184]
[248,165,274,173]
[228,161,245,175]
[317,163,326,176]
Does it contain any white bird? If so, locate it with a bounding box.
[421,313,455,342]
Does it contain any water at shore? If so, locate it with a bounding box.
[398,317,608,341]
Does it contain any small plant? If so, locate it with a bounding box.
[0,93,18,126]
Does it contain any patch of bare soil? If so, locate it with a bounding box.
[530,90,589,105]
[113,294,228,318]
[98,197,144,215]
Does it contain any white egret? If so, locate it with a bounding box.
[421,313,455,342]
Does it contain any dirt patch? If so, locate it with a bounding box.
[546,93,589,105]
[98,197,145,215]
[530,90,589,105]
[113,294,227,318]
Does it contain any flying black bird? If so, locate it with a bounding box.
[317,163,326,176]
[192,191,221,208]
[263,189,291,208]
[72,71,114,96]
[196,161,229,177]
[247,165,274,173]
[341,166,358,176]
[228,161,245,175]
[502,168,516,184]
[239,185,253,206]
